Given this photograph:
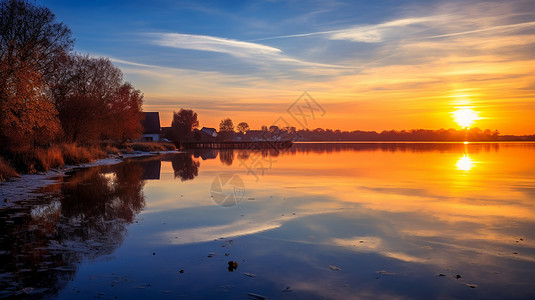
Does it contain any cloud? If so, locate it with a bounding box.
[150,32,282,57]
[329,16,441,43]
[148,32,353,70]
[426,20,535,39]
[252,16,443,43]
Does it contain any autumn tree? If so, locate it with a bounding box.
[0,0,72,149]
[171,109,199,142]
[219,118,234,132]
[236,122,250,134]
[51,54,142,143]
[108,82,144,141]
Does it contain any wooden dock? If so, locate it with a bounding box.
[182,141,293,149]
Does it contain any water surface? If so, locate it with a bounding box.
[1,142,535,299]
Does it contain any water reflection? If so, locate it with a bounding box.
[0,160,147,298]
[456,154,474,171]
[169,153,200,181]
[1,143,534,299]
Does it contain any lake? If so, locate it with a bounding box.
[1,142,535,299]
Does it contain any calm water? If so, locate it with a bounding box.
[1,142,535,299]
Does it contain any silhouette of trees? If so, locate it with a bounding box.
[219,118,234,132]
[171,109,199,142]
[236,122,250,134]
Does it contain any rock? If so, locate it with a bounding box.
[248,293,267,300]
[228,261,238,272]
[282,286,292,292]
[329,265,342,271]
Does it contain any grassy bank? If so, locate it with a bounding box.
[0,142,176,181]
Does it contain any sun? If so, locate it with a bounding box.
[452,108,479,128]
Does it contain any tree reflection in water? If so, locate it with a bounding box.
[0,160,147,298]
[170,153,200,181]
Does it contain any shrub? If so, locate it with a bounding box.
[0,157,19,181]
[36,147,64,170]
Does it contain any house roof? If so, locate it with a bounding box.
[142,112,161,134]
[201,127,218,137]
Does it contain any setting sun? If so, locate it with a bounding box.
[453,108,479,128]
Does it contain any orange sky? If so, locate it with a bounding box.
[58,0,534,134]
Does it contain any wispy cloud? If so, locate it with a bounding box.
[426,20,535,39]
[252,16,443,43]
[150,32,281,57]
[148,32,353,70]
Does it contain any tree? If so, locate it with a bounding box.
[236,122,250,134]
[0,0,72,149]
[108,82,144,141]
[219,118,234,132]
[53,55,126,143]
[171,109,199,142]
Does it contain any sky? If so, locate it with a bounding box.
[40,0,535,134]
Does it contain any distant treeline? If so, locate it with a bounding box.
[0,0,144,152]
[231,127,535,142]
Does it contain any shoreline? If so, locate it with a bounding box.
[0,150,180,209]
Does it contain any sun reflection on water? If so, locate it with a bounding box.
[456,154,474,171]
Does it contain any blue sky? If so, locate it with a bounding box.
[40,0,535,133]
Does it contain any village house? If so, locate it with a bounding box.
[140,112,161,141]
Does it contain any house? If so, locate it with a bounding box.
[189,127,218,142]
[141,112,161,141]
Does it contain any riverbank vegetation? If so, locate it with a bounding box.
[1,0,152,180]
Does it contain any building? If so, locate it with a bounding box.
[141,112,161,141]
[188,127,218,142]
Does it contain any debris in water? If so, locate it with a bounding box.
[248,292,268,299]
[228,261,238,272]
[513,252,518,255]
[282,286,293,292]
[208,252,216,258]
[329,265,342,271]
[152,252,155,255]
[437,274,446,277]
[243,272,256,277]
[179,270,184,274]
[376,270,396,275]
[456,274,462,279]
[520,238,524,241]
[225,253,230,256]
[466,283,478,288]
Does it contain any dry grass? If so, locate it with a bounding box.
[104,145,120,155]
[0,141,174,180]
[36,146,64,170]
[60,143,105,165]
[0,157,19,181]
[128,142,176,152]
